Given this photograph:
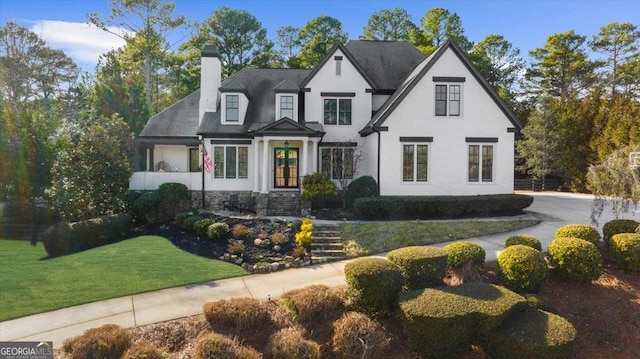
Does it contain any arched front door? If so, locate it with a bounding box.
[274,147,299,188]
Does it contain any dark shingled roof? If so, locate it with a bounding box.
[345,40,426,90]
[198,68,312,137]
[139,89,200,138]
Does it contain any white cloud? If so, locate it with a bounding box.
[28,20,131,71]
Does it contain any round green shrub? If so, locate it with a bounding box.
[548,237,602,283]
[345,175,379,208]
[183,215,203,232]
[444,241,486,270]
[610,233,640,271]
[603,219,639,246]
[497,245,548,293]
[387,246,447,289]
[483,308,576,359]
[207,222,229,240]
[193,218,215,236]
[175,211,194,227]
[344,258,403,315]
[505,235,542,251]
[554,224,600,246]
[133,191,161,223]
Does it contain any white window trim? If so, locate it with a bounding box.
[321,147,355,180]
[221,93,245,124]
[434,83,463,117]
[213,145,249,180]
[467,144,495,184]
[401,143,430,183]
[322,98,352,126]
[276,93,297,121]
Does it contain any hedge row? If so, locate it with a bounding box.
[43,213,133,257]
[352,194,533,220]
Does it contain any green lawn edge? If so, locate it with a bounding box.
[0,235,247,321]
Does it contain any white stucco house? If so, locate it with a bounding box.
[130,39,522,216]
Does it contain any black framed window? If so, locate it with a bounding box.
[324,98,351,125]
[449,85,460,116]
[280,95,294,119]
[435,84,461,116]
[403,144,428,182]
[321,147,355,179]
[225,94,239,122]
[213,145,248,179]
[468,144,493,182]
[435,85,447,116]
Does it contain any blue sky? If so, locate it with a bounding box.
[1,0,639,72]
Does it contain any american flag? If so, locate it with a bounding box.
[202,144,212,173]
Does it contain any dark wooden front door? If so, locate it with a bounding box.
[274,147,299,188]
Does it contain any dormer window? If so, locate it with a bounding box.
[225,94,239,122]
[280,95,294,119]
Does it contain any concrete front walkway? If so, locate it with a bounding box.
[0,192,633,348]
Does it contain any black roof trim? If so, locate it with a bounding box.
[400,136,433,142]
[299,42,376,89]
[507,127,517,133]
[372,89,395,95]
[319,142,358,147]
[466,137,499,143]
[204,133,253,139]
[134,137,201,145]
[359,126,388,136]
[211,139,252,145]
[433,76,465,82]
[363,40,522,132]
[321,92,356,97]
[252,117,322,137]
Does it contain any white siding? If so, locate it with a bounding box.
[378,48,515,196]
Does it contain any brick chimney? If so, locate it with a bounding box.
[199,45,221,125]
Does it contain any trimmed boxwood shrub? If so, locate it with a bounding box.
[332,311,390,359]
[123,342,167,359]
[344,258,403,315]
[280,285,344,322]
[193,218,215,236]
[386,246,447,289]
[554,224,600,245]
[497,245,548,293]
[444,241,486,270]
[505,235,542,251]
[610,233,640,271]
[43,213,133,257]
[548,237,602,283]
[175,211,194,227]
[182,215,203,232]
[195,332,261,359]
[483,308,576,359]
[353,194,533,220]
[207,222,229,240]
[603,219,639,246]
[398,282,527,359]
[203,298,270,332]
[345,175,379,208]
[133,191,161,223]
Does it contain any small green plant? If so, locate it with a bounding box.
[444,241,486,270]
[345,175,379,208]
[548,237,602,283]
[497,245,548,293]
[232,224,250,239]
[207,222,229,240]
[610,233,640,271]
[133,191,161,223]
[193,218,215,236]
[174,211,194,227]
[295,217,314,247]
[505,234,542,251]
[183,215,203,232]
[554,224,600,245]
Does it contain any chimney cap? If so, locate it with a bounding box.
[201,45,219,58]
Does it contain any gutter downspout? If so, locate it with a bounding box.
[371,126,381,194]
[201,138,205,208]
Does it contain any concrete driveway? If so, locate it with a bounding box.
[1,192,636,348]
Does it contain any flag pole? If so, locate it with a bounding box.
[201,139,205,208]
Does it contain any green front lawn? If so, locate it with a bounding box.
[340,219,540,256]
[0,236,247,321]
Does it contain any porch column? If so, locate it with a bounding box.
[261,138,269,193]
[253,139,260,192]
[301,138,309,178]
[311,138,319,173]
